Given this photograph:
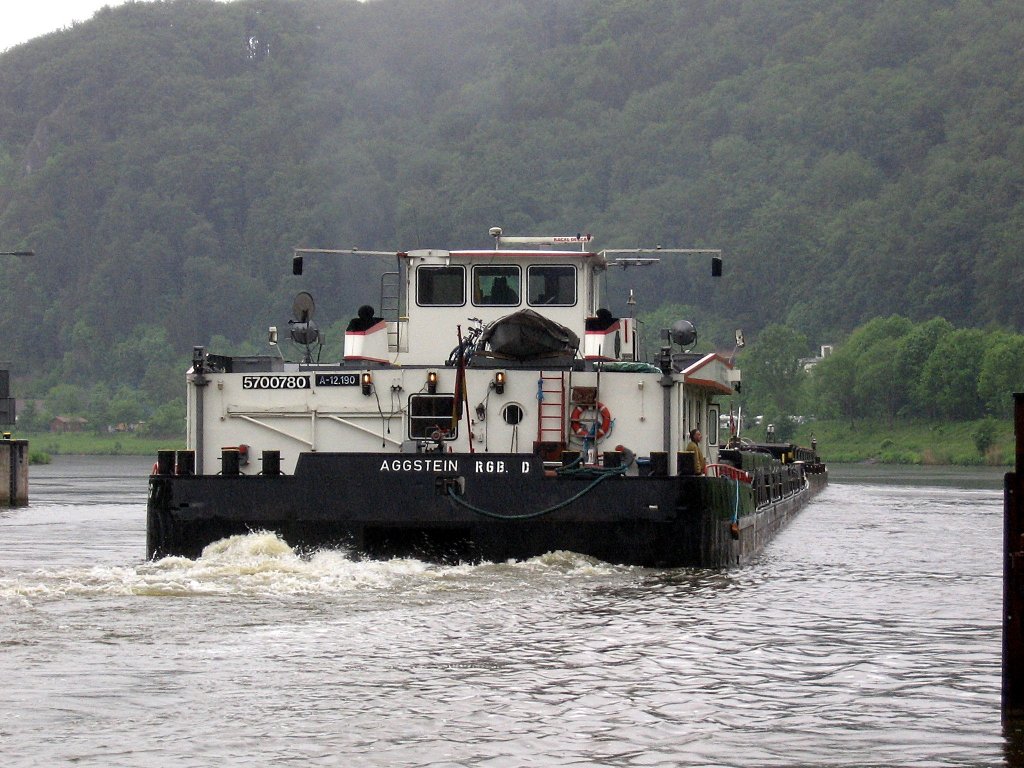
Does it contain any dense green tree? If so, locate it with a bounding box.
[14,400,47,432]
[978,333,1024,417]
[106,386,146,429]
[806,316,911,422]
[808,351,858,423]
[893,317,953,417]
[917,328,989,419]
[737,324,809,418]
[45,383,86,417]
[853,337,902,426]
[144,398,186,438]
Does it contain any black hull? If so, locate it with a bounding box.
[147,453,826,568]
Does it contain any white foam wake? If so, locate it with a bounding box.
[0,532,628,604]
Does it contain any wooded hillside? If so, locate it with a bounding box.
[0,0,1022,425]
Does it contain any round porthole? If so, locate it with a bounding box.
[502,403,524,425]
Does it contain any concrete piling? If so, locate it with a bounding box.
[0,436,28,506]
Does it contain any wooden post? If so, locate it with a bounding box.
[1004,393,1024,721]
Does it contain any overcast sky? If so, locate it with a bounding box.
[1,1,137,53]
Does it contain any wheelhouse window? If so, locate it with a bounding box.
[707,405,720,446]
[408,394,457,440]
[473,266,520,306]
[527,265,576,306]
[417,266,465,306]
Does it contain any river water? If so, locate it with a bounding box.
[0,456,1010,767]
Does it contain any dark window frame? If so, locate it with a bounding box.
[408,394,459,440]
[472,265,521,307]
[526,264,577,306]
[416,265,466,307]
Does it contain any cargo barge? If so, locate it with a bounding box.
[147,229,826,566]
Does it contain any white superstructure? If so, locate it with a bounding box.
[186,231,737,476]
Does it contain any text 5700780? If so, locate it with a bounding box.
[241,375,310,389]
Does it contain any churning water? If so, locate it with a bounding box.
[0,456,1010,766]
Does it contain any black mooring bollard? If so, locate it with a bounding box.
[649,451,668,477]
[156,450,175,476]
[175,450,195,477]
[261,450,281,476]
[221,449,240,476]
[1004,393,1024,722]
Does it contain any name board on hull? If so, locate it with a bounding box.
[379,458,533,474]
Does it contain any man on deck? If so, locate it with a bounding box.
[686,428,706,474]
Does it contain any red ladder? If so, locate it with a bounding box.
[536,371,566,446]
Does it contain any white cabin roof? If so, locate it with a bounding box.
[680,353,736,395]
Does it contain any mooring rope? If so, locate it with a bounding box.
[732,475,740,526]
[445,464,627,520]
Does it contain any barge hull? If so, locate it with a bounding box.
[147,453,825,568]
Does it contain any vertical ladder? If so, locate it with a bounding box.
[380,272,402,352]
[536,371,566,447]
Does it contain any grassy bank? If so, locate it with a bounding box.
[790,418,1015,466]
[11,431,182,459]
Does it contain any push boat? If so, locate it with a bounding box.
[147,229,827,567]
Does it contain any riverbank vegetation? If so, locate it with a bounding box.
[737,314,1021,465]
[15,432,177,459]
[791,419,1014,467]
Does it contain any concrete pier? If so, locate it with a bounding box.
[0,436,29,506]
